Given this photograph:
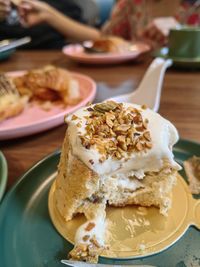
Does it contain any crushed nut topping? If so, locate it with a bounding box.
[87,107,94,112]
[76,123,81,128]
[93,101,118,113]
[69,236,104,263]
[79,101,152,162]
[89,159,94,165]
[83,235,90,242]
[90,237,101,248]
[188,156,200,180]
[71,114,78,120]
[86,101,92,107]
[85,222,95,231]
[141,104,147,110]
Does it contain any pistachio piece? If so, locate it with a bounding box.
[93,101,119,113]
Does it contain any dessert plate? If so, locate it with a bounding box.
[49,174,200,259]
[0,150,7,202]
[62,42,150,65]
[0,71,96,140]
[153,47,200,69]
[0,139,199,267]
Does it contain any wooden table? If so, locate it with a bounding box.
[0,50,200,188]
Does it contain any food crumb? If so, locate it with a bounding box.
[138,244,146,252]
[85,222,95,231]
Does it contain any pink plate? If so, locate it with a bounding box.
[0,71,96,140]
[62,42,150,64]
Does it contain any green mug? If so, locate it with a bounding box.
[168,27,200,59]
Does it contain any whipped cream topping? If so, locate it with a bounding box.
[66,103,180,176]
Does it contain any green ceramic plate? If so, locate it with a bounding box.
[0,139,199,267]
[154,47,200,69]
[0,150,8,202]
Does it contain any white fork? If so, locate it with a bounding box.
[110,58,172,112]
[61,259,156,267]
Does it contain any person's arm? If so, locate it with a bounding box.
[19,0,101,41]
[46,8,101,41]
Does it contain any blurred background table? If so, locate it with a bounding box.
[0,50,200,188]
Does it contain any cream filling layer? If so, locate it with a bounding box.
[75,214,106,246]
[100,173,144,192]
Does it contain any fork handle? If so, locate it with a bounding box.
[0,37,31,53]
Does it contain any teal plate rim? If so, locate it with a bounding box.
[0,138,199,267]
[0,49,15,61]
[0,150,8,202]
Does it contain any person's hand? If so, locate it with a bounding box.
[0,0,11,21]
[140,17,180,49]
[19,0,54,26]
